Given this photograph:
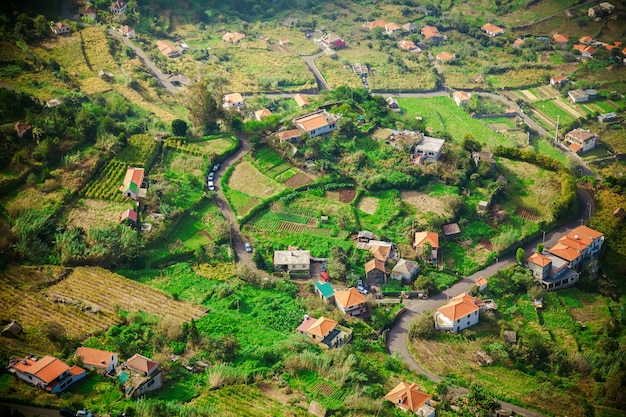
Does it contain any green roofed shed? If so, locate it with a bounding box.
[314,281,335,300]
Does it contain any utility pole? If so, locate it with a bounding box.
[554,115,559,144]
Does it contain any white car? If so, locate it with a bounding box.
[207,172,214,181]
[76,411,94,417]
[208,181,215,191]
[244,243,252,253]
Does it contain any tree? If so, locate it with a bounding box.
[527,285,544,300]
[326,247,348,280]
[408,311,436,340]
[421,241,433,262]
[465,385,499,417]
[186,78,226,135]
[516,247,525,264]
[536,243,544,253]
[171,119,188,136]
[462,133,482,152]
[252,250,266,270]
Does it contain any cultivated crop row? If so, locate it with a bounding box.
[82,159,126,201]
[277,222,332,236]
[165,140,216,159]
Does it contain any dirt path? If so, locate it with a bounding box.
[387,186,595,417]
[554,97,586,118]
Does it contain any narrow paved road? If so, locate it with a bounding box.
[477,91,549,137]
[107,28,181,95]
[211,132,253,266]
[387,186,594,417]
[300,51,329,91]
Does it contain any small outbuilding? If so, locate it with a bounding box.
[442,222,461,238]
[1,321,23,338]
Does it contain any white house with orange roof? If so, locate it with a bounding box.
[293,110,338,137]
[434,292,481,333]
[294,93,310,108]
[120,353,163,397]
[481,23,504,37]
[414,231,439,262]
[384,22,401,35]
[8,355,86,394]
[254,108,273,121]
[296,315,351,348]
[334,288,367,316]
[75,347,118,374]
[223,93,244,110]
[564,129,598,154]
[120,167,146,200]
[476,276,488,292]
[453,91,471,106]
[384,381,435,417]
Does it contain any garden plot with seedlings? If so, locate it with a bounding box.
[166,134,237,161]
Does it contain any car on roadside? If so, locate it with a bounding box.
[76,410,94,417]
[208,181,215,191]
[244,242,252,253]
[356,279,368,294]
[207,172,214,181]
[320,271,329,282]
[212,163,220,172]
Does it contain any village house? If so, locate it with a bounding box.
[293,110,338,138]
[75,347,118,374]
[574,44,595,57]
[386,97,399,108]
[369,241,394,262]
[334,287,367,316]
[319,33,346,49]
[481,23,504,37]
[8,355,86,394]
[527,225,604,290]
[275,129,302,144]
[314,281,335,303]
[110,0,127,14]
[384,22,401,35]
[564,128,598,153]
[254,108,273,121]
[119,354,163,397]
[384,382,435,417]
[398,39,419,51]
[222,32,245,43]
[471,151,497,170]
[119,25,135,38]
[403,22,418,33]
[476,276,489,292]
[435,292,482,333]
[414,231,439,262]
[119,167,146,200]
[223,93,244,110]
[365,258,387,286]
[550,75,568,85]
[365,19,387,30]
[156,40,181,58]
[436,51,455,62]
[568,89,589,103]
[579,36,594,44]
[296,315,351,349]
[273,250,311,275]
[553,33,569,46]
[80,5,97,20]
[390,259,419,284]
[294,93,310,108]
[421,25,442,43]
[513,38,525,48]
[453,91,470,106]
[120,208,137,228]
[51,21,70,35]
[413,135,445,163]
[598,112,617,123]
[357,230,375,243]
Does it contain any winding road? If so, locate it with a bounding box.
[387,186,595,417]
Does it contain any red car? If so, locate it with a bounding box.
[320,272,329,282]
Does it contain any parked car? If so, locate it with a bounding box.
[212,163,220,172]
[208,181,215,191]
[60,408,76,417]
[320,271,329,282]
[244,242,252,253]
[207,172,214,181]
[320,262,326,272]
[356,279,368,294]
[76,410,94,417]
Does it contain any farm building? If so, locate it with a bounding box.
[476,276,488,291]
[550,75,568,85]
[8,355,86,394]
[156,40,181,58]
[384,22,401,35]
[481,23,504,37]
[120,208,137,227]
[369,242,393,262]
[296,315,351,349]
[365,258,387,285]
[75,347,118,374]
[274,250,311,275]
[568,89,589,103]
[119,25,135,38]
[334,288,367,317]
[293,111,338,138]
[434,292,481,333]
[223,93,244,110]
[222,32,245,43]
[413,136,445,163]
[51,21,70,35]
[398,39,419,51]
[442,223,461,238]
[552,33,569,45]
[414,231,439,262]
[120,167,146,200]
[1,321,23,338]
[314,281,335,302]
[403,22,418,33]
[390,259,419,283]
[471,152,496,170]
[384,382,435,417]
[453,91,470,106]
[120,354,163,397]
[294,93,310,108]
[564,129,598,153]
[275,129,302,143]
[357,230,375,242]
[598,112,617,122]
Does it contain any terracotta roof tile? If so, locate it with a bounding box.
[334,288,366,308]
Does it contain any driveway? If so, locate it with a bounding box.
[387,186,594,417]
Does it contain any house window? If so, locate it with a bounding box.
[457,319,460,323]
[467,321,470,326]
[148,378,155,387]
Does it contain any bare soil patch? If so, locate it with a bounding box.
[283,172,314,188]
[358,196,379,214]
[479,239,493,251]
[516,206,541,222]
[401,190,448,216]
[326,188,356,203]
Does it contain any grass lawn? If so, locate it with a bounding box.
[533,99,577,126]
[397,96,511,148]
[532,136,570,166]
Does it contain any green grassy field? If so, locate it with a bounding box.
[533,99,577,126]
[397,96,512,148]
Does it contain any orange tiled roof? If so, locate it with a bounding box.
[384,382,431,412]
[454,91,470,101]
[75,347,117,368]
[579,36,593,43]
[569,143,582,153]
[365,258,386,273]
[295,113,332,131]
[528,252,551,267]
[476,277,488,286]
[436,51,454,61]
[548,242,580,262]
[414,231,439,248]
[121,167,144,189]
[482,23,503,34]
[13,356,70,383]
[254,108,272,119]
[224,93,243,104]
[306,316,338,338]
[571,225,603,240]
[513,38,525,46]
[398,40,416,50]
[421,26,441,39]
[294,93,309,108]
[385,22,400,31]
[573,44,585,52]
[552,75,568,83]
[367,19,387,29]
[437,293,480,321]
[125,354,159,374]
[553,33,569,43]
[334,287,366,308]
[369,245,391,261]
